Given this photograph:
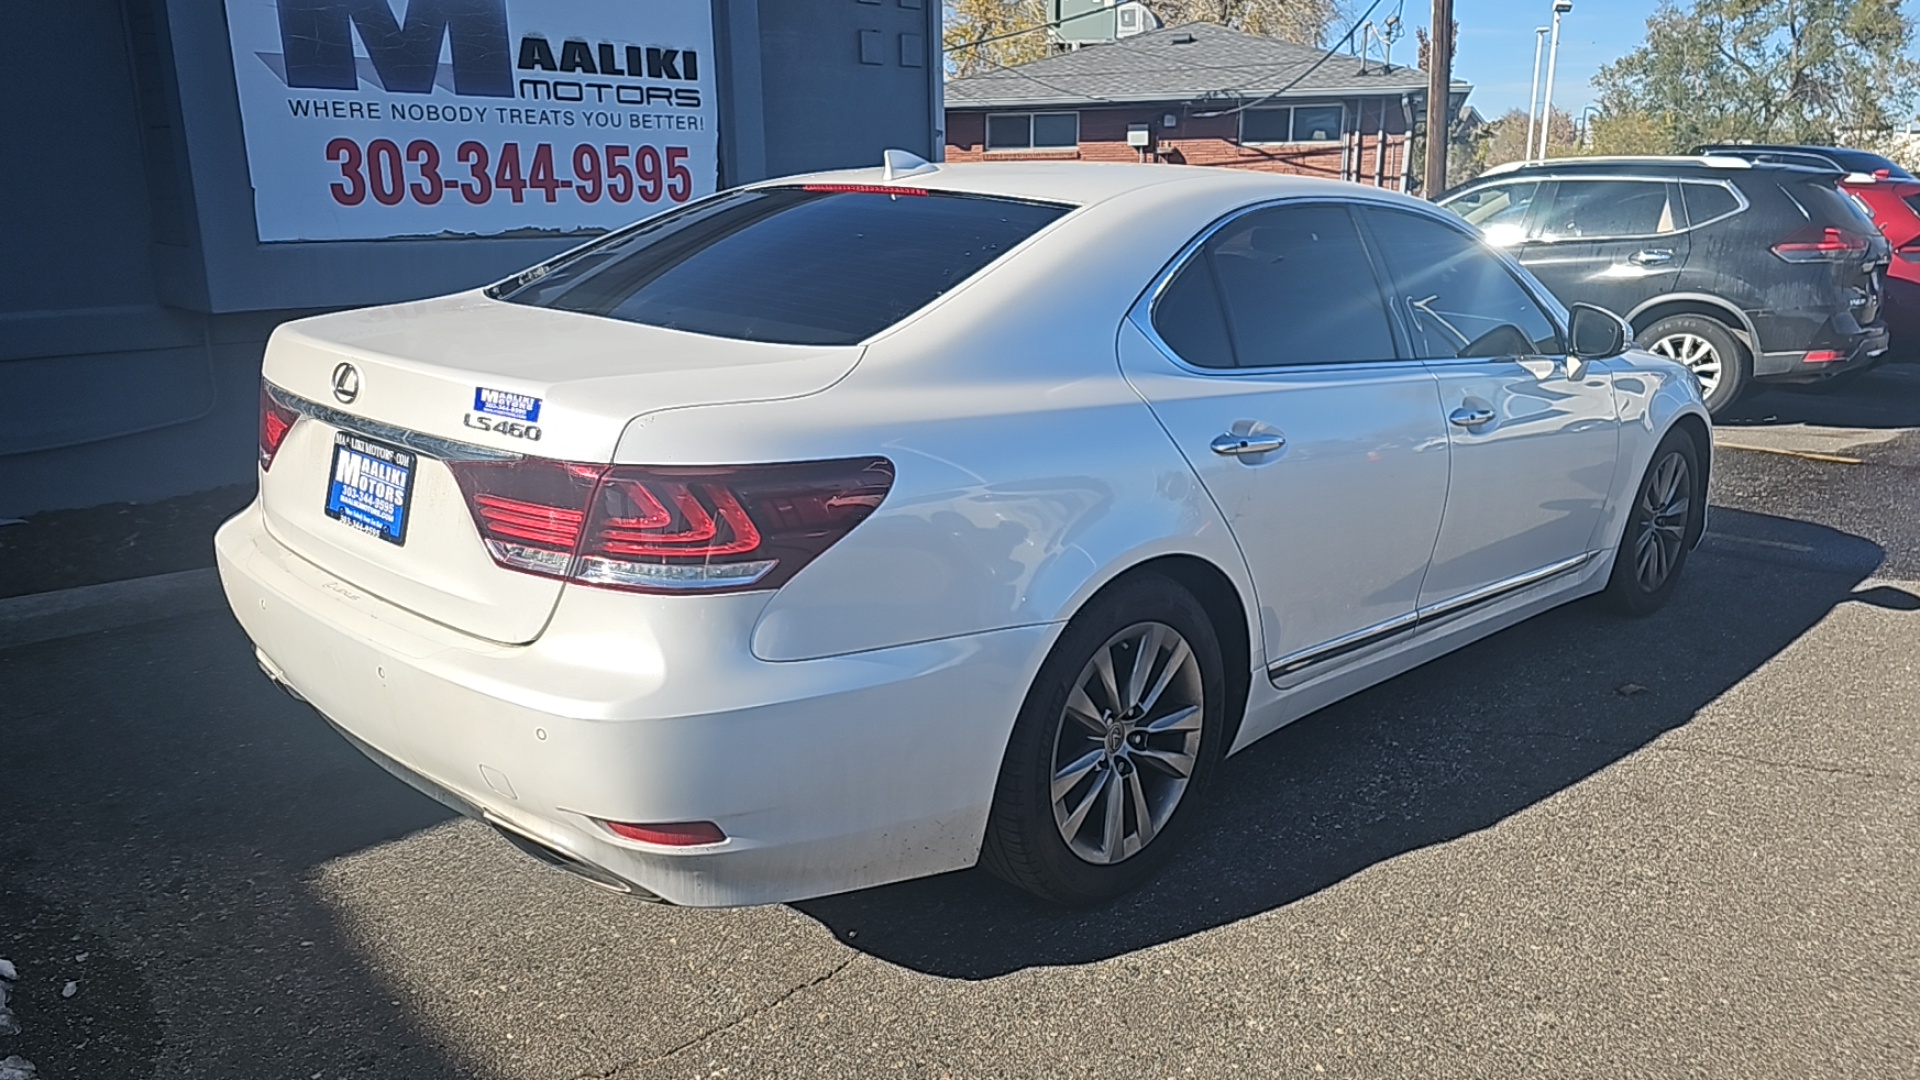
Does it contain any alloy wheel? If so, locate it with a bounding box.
[1650,332,1722,396]
[1632,450,1692,593]
[1049,621,1204,865]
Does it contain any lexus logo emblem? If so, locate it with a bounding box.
[331,362,361,404]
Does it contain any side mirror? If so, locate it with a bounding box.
[1568,303,1630,361]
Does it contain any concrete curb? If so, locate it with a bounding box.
[0,568,226,651]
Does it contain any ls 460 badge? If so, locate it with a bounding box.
[463,414,543,441]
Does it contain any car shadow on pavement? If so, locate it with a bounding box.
[1716,363,1920,430]
[795,507,1917,980]
[0,621,460,1080]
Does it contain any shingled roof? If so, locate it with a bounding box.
[944,21,1467,110]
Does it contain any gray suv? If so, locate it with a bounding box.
[1441,156,1890,416]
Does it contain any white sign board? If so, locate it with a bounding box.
[223,0,718,242]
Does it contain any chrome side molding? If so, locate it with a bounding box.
[1267,552,1597,683]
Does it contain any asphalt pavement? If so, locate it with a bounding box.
[2,368,1917,1079]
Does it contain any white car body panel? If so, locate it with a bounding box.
[217,160,1712,905]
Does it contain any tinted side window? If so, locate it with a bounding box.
[1538,179,1678,239]
[1443,181,1541,245]
[1201,204,1399,367]
[490,188,1069,346]
[1151,255,1235,369]
[1363,207,1564,359]
[1681,182,1740,224]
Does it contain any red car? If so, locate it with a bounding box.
[1839,172,1920,357]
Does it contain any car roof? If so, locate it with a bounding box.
[1693,143,1914,178]
[757,158,1437,213]
[1470,154,1838,184]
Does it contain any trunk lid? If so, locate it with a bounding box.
[258,292,861,644]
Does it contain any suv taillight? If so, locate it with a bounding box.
[445,457,894,594]
[258,383,299,471]
[1771,225,1871,263]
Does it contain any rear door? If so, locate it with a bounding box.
[1119,201,1450,683]
[1359,205,1620,611]
[1514,178,1691,313]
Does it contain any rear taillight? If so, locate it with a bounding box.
[258,383,299,471]
[446,456,893,594]
[1771,225,1872,263]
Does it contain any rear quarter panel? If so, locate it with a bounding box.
[608,179,1276,663]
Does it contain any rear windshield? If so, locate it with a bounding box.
[1826,148,1915,180]
[1784,178,1879,229]
[488,187,1071,346]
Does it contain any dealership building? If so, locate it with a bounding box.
[3,0,942,517]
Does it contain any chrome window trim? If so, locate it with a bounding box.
[267,383,525,463]
[1126,195,1430,377]
[1445,175,1749,245]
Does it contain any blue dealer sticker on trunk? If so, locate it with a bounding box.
[473,387,541,422]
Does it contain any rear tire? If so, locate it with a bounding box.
[980,575,1227,906]
[1600,428,1702,616]
[1642,315,1749,417]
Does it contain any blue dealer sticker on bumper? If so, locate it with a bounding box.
[474,387,541,422]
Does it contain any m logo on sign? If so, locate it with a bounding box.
[276,0,512,97]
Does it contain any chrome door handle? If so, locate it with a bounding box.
[1449,407,1495,427]
[1628,249,1674,266]
[1210,432,1285,456]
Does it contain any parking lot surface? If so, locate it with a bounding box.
[3,368,1917,1080]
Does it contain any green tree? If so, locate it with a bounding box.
[944,0,1052,78]
[944,1,1343,77]
[1591,0,1920,151]
[1151,0,1339,45]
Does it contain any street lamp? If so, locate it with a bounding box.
[1525,27,1549,163]
[1580,104,1601,149]
[1537,0,1572,161]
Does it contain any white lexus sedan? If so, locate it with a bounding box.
[218,158,1709,907]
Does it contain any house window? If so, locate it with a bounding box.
[1239,104,1345,145]
[986,112,1079,151]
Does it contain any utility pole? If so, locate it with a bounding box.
[1423,0,1453,198]
[1525,27,1548,163]
[1536,0,1571,161]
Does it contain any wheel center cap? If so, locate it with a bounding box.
[1103,725,1125,756]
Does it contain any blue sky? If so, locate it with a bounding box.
[1400,0,1668,119]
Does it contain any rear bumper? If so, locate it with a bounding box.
[1753,315,1889,381]
[216,499,1052,906]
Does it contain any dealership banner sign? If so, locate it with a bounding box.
[223,0,718,242]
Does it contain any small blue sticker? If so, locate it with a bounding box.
[473,387,541,422]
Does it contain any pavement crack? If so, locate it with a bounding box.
[1444,723,1914,784]
[1642,741,1915,783]
[573,957,857,1079]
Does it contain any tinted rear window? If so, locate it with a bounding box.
[1827,148,1914,180]
[489,187,1070,346]
[1784,178,1878,229]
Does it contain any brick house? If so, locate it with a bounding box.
[944,22,1470,191]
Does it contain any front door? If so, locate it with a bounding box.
[1513,178,1692,319]
[1119,202,1451,682]
[1359,205,1621,610]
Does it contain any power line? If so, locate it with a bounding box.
[1191,0,1393,117]
[944,4,1133,54]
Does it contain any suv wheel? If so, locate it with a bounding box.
[980,575,1226,906]
[1643,315,1749,416]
